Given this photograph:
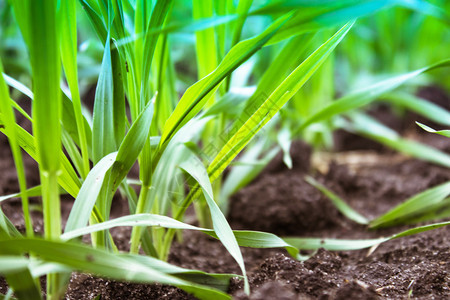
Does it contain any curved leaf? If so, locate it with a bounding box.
[0,123,81,197]
[0,258,42,300]
[299,59,450,131]
[159,13,293,149]
[179,157,249,293]
[370,181,450,228]
[0,186,44,203]
[341,112,450,168]
[305,176,369,225]
[284,221,450,251]
[109,100,154,191]
[61,213,303,260]
[382,92,450,127]
[208,21,353,184]
[65,152,118,233]
[417,122,450,138]
[92,35,116,164]
[0,239,230,300]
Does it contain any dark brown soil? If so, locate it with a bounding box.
[2,141,450,299]
[225,147,450,299]
[228,161,450,298]
[66,273,198,300]
[228,170,343,236]
[1,91,450,299]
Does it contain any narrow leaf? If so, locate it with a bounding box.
[0,259,42,300]
[178,157,249,294]
[382,92,450,126]
[0,186,43,203]
[159,13,293,148]
[0,122,81,197]
[370,181,450,228]
[284,221,450,251]
[342,112,450,168]
[61,213,303,260]
[0,239,230,300]
[93,36,116,163]
[65,152,118,233]
[299,59,450,130]
[110,101,154,191]
[208,21,353,183]
[305,176,369,225]
[416,122,450,138]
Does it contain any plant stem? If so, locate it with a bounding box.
[160,227,176,262]
[71,89,90,179]
[194,199,212,228]
[42,171,61,240]
[130,184,151,253]
[41,170,61,299]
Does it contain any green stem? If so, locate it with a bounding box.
[71,88,90,179]
[161,187,202,260]
[42,171,61,239]
[160,227,176,262]
[130,184,151,253]
[41,170,61,299]
[47,273,64,300]
[20,184,33,237]
[194,199,212,229]
[9,140,33,237]
[89,214,101,248]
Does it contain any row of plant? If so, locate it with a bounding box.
[0,0,449,299]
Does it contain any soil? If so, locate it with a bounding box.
[228,158,450,299]
[1,87,450,299]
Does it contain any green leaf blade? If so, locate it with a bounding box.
[305,176,369,225]
[300,59,450,130]
[93,36,117,164]
[208,21,354,183]
[159,12,293,148]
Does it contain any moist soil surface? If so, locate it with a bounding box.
[1,87,450,299]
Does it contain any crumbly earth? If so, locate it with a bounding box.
[2,144,449,299]
[227,151,450,299]
[1,87,450,299]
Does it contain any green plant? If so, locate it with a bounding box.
[338,0,450,89]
